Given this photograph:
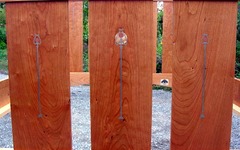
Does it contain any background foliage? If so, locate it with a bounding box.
[83,0,89,72]
[0,2,239,78]
[156,10,163,73]
[235,2,240,78]
[0,3,7,73]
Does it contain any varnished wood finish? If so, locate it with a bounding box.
[6,2,72,149]
[2,0,66,2]
[89,1,153,149]
[162,2,173,73]
[1,0,236,2]
[69,0,83,72]
[234,78,240,107]
[0,79,9,108]
[0,78,10,118]
[171,2,237,149]
[70,72,90,86]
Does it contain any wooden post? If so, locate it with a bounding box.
[69,0,83,72]
[162,1,173,73]
[6,2,72,149]
[89,1,153,149]
[171,1,237,149]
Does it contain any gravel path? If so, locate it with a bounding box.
[0,85,239,149]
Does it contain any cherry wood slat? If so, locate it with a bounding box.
[171,2,237,150]
[0,79,10,108]
[6,2,71,150]
[89,1,153,149]
[69,0,83,72]
[153,1,157,73]
[234,78,240,107]
[162,2,173,73]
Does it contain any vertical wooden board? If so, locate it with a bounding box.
[234,78,240,106]
[69,0,83,72]
[162,2,173,73]
[89,1,153,149]
[6,2,71,149]
[171,2,237,150]
[153,1,157,73]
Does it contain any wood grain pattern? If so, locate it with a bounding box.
[70,72,89,86]
[162,2,173,73]
[153,1,157,73]
[6,2,72,150]
[0,79,10,108]
[89,1,153,149]
[69,0,83,72]
[234,78,240,107]
[171,2,237,150]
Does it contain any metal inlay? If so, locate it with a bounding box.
[33,34,43,118]
[115,28,128,120]
[201,34,208,119]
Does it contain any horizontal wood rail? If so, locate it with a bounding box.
[2,0,236,3]
[1,74,239,118]
[234,78,240,110]
[0,0,66,2]
[70,72,173,87]
[0,79,9,108]
[234,78,240,107]
[0,79,10,118]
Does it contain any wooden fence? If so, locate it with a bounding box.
[0,0,239,150]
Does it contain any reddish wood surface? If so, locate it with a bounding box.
[89,1,153,149]
[69,0,83,72]
[70,72,90,86]
[6,2,71,150]
[1,0,236,2]
[234,78,240,107]
[0,79,9,108]
[162,2,173,73]
[171,2,237,149]
[0,78,10,118]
